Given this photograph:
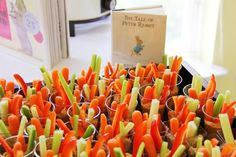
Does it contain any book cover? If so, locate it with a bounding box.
[111,7,167,66]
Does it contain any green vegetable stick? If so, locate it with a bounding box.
[31,87,36,95]
[69,73,76,92]
[90,54,97,71]
[204,140,212,156]
[162,54,168,66]
[31,106,39,118]
[82,125,94,139]
[212,146,220,157]
[0,120,11,138]
[26,125,36,154]
[21,105,31,119]
[119,75,126,85]
[172,144,186,157]
[195,75,203,95]
[0,85,4,98]
[0,99,8,120]
[224,90,231,104]
[213,94,225,117]
[59,72,76,105]
[154,78,164,97]
[128,87,139,117]
[18,116,28,135]
[77,138,86,157]
[191,75,197,89]
[80,151,88,157]
[119,64,124,72]
[120,80,127,102]
[187,98,199,112]
[94,56,102,84]
[219,113,235,144]
[196,135,203,149]
[83,84,90,100]
[40,66,52,84]
[39,135,47,157]
[135,63,141,76]
[133,77,140,88]
[42,72,53,91]
[194,117,201,129]
[98,80,106,95]
[136,142,145,157]
[26,86,32,101]
[120,122,134,137]
[44,118,51,137]
[169,56,173,70]
[195,152,203,157]
[147,99,159,131]
[88,108,95,121]
[114,147,125,157]
[160,141,168,157]
[186,121,197,138]
[73,115,79,136]
[52,130,64,154]
[119,122,125,136]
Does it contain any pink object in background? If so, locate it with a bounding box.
[0,0,12,40]
[34,31,43,43]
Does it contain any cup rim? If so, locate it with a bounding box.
[202,104,219,121]
[105,94,121,112]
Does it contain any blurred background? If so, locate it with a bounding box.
[0,0,235,98]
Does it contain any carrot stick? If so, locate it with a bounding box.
[205,99,214,121]
[144,86,152,100]
[170,72,177,90]
[210,138,219,147]
[90,85,97,100]
[55,96,64,113]
[41,87,49,101]
[31,118,44,136]
[97,95,106,110]
[122,94,131,105]
[77,76,86,90]
[29,94,37,106]
[150,120,162,152]
[142,134,157,157]
[88,72,96,86]
[52,69,59,90]
[37,92,45,112]
[132,111,143,131]
[138,67,145,83]
[46,150,54,157]
[170,117,179,135]
[111,64,119,79]
[33,80,42,92]
[96,149,106,157]
[112,103,126,135]
[104,82,114,97]
[198,91,207,107]
[188,88,198,99]
[227,107,235,124]
[104,125,113,139]
[179,105,190,123]
[85,137,92,155]
[99,114,107,135]
[13,74,27,96]
[0,135,13,156]
[17,135,26,152]
[119,69,127,77]
[43,102,51,117]
[126,80,133,94]
[0,79,6,90]
[49,112,56,135]
[176,95,185,115]
[151,64,159,78]
[133,121,147,156]
[57,119,70,134]
[61,66,69,83]
[6,81,15,93]
[74,89,81,103]
[108,62,114,74]
[104,65,110,78]
[8,114,20,135]
[208,74,216,98]
[90,98,99,113]
[160,85,169,105]
[158,63,166,73]
[90,134,109,157]
[60,131,76,152]
[221,143,235,157]
[13,142,22,157]
[221,101,236,113]
[107,138,120,157]
[162,71,171,86]
[184,112,196,125]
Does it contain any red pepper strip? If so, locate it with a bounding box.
[221,101,236,113]
[112,103,126,135]
[157,63,166,73]
[170,72,177,90]
[8,114,20,135]
[188,88,198,99]
[12,95,23,117]
[150,120,162,152]
[143,134,157,157]
[151,63,159,78]
[132,111,143,131]
[61,137,77,157]
[108,62,114,74]
[37,92,45,112]
[61,66,69,83]
[90,133,110,157]
[104,65,110,78]
[133,121,147,156]
[184,112,196,125]
[160,85,170,105]
[169,124,187,157]
[31,118,44,136]
[90,85,97,100]
[104,82,114,98]
[111,64,119,79]
[0,135,13,156]
[57,119,70,135]
[60,131,75,152]
[89,72,96,86]
[13,74,27,97]
[228,107,235,124]
[6,81,15,93]
[49,112,56,136]
[33,80,42,92]
[13,142,22,157]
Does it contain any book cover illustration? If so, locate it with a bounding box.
[131,36,144,56]
[0,0,11,40]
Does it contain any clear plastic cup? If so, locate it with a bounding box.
[105,94,122,122]
[165,96,181,120]
[128,67,154,86]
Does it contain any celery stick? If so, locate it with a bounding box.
[169,56,173,70]
[224,90,231,104]
[154,78,164,97]
[73,115,79,136]
[69,73,76,92]
[80,151,88,157]
[59,72,76,105]
[44,118,51,137]
[147,99,159,130]
[191,75,197,89]
[213,94,225,117]
[94,56,101,84]
[88,108,95,121]
[83,84,90,100]
[39,135,47,157]
[194,117,201,129]
[0,99,8,120]
[136,142,145,157]
[119,75,126,85]
[128,87,139,117]
[160,141,168,157]
[135,63,141,76]
[195,75,203,95]
[186,121,197,138]
[21,105,31,119]
[77,138,86,157]
[40,66,52,84]
[31,87,36,95]
[52,130,64,154]
[114,147,125,157]
[187,98,199,112]
[212,146,220,157]
[118,64,124,72]
[42,72,52,91]
[26,125,36,154]
[172,144,186,157]
[0,120,11,138]
[98,80,105,95]
[120,80,127,102]
[219,113,235,144]
[0,85,4,98]
[196,135,203,149]
[18,116,28,135]
[120,122,134,137]
[31,106,39,118]
[26,86,32,101]
[162,54,168,67]
[195,152,203,157]
[90,54,97,71]
[82,125,94,139]
[204,140,212,156]
[119,121,125,136]
[133,77,140,88]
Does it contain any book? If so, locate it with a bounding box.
[111,6,167,66]
[0,0,68,69]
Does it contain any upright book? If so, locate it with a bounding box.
[111,6,167,66]
[0,0,68,68]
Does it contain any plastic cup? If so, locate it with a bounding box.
[166,96,180,120]
[0,135,35,157]
[34,137,55,157]
[128,67,154,86]
[105,94,121,122]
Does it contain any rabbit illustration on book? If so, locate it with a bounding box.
[131,36,144,56]
[9,0,44,55]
